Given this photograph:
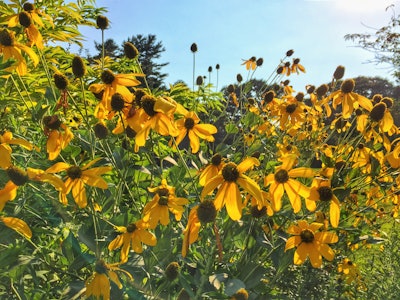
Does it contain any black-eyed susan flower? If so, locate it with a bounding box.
[14,11,44,49]
[8,2,53,29]
[230,288,249,300]
[174,111,217,153]
[0,131,35,169]
[135,95,180,148]
[284,220,338,268]
[326,79,373,119]
[338,258,361,284]
[45,158,112,208]
[89,69,142,113]
[199,154,224,186]
[241,56,257,70]
[308,178,341,228]
[43,115,73,160]
[108,220,157,263]
[264,154,314,213]
[201,157,263,221]
[290,58,305,74]
[277,100,305,130]
[142,179,188,229]
[182,205,201,257]
[85,259,133,300]
[0,29,39,75]
[0,216,32,239]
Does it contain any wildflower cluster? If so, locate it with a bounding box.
[1,1,400,299]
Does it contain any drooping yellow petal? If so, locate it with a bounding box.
[46,162,70,173]
[237,175,263,204]
[318,243,335,261]
[71,179,87,208]
[237,157,259,173]
[201,175,223,199]
[288,167,315,178]
[224,182,242,221]
[1,216,32,238]
[329,196,341,228]
[0,181,18,210]
[285,235,301,251]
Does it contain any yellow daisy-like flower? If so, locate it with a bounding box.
[182,205,201,257]
[199,153,224,186]
[43,115,74,161]
[8,2,53,29]
[308,178,341,228]
[85,259,133,300]
[89,69,142,113]
[290,58,305,74]
[135,95,180,148]
[241,56,257,70]
[201,157,263,221]
[338,258,361,284]
[0,131,35,169]
[264,154,314,213]
[277,100,306,130]
[284,220,338,268]
[45,158,112,208]
[0,216,32,239]
[142,179,188,229]
[174,111,217,153]
[0,29,39,75]
[9,11,44,49]
[108,220,157,263]
[325,79,373,119]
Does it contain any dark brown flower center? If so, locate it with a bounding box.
[222,162,239,182]
[127,222,137,233]
[300,229,314,243]
[211,154,222,166]
[263,91,275,104]
[43,115,61,130]
[96,15,109,30]
[184,118,195,130]
[370,102,386,122]
[341,79,355,94]
[123,42,139,59]
[67,166,82,179]
[7,166,29,186]
[274,169,289,183]
[317,186,333,202]
[165,262,180,281]
[101,70,115,84]
[285,103,297,114]
[197,199,217,223]
[94,122,108,139]
[0,29,13,47]
[23,3,35,11]
[141,95,157,116]
[72,56,86,78]
[157,188,170,206]
[53,73,69,90]
[316,84,329,97]
[250,205,267,218]
[111,93,125,112]
[18,12,32,27]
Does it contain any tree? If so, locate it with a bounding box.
[344,5,400,82]
[94,38,120,60]
[123,34,168,90]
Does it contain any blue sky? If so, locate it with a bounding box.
[78,0,399,91]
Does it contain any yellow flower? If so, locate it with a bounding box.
[0,131,35,169]
[0,181,18,211]
[285,220,338,268]
[308,178,341,228]
[142,179,188,229]
[108,220,157,263]
[85,260,133,300]
[241,56,257,70]
[230,288,249,300]
[277,100,305,130]
[43,115,73,160]
[290,58,305,74]
[45,158,112,208]
[0,216,32,239]
[0,29,39,75]
[201,157,263,221]
[264,154,314,213]
[8,2,53,29]
[135,95,179,148]
[89,69,142,113]
[338,258,361,284]
[9,11,43,49]
[174,111,217,153]
[199,154,224,186]
[182,205,201,257]
[325,79,373,119]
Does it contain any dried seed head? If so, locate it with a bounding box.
[227,84,235,93]
[18,12,32,27]
[0,29,13,47]
[276,66,284,74]
[7,166,29,186]
[215,64,220,70]
[256,57,264,66]
[340,79,355,94]
[165,262,180,281]
[190,43,197,53]
[236,74,243,83]
[306,85,315,94]
[286,49,294,57]
[197,199,217,224]
[196,76,203,85]
[295,92,304,102]
[208,66,212,72]
[123,42,139,59]
[53,73,69,90]
[333,65,345,80]
[72,56,86,78]
[369,102,387,122]
[94,122,108,139]
[316,84,329,97]
[96,15,109,30]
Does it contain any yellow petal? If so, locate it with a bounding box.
[1,216,32,238]
[224,182,242,221]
